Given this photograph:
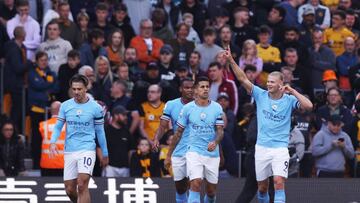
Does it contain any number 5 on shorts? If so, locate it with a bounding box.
[83,157,92,166]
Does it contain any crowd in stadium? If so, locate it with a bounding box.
[0,0,360,179]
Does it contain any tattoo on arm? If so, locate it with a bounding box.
[215,125,224,145]
[155,120,168,141]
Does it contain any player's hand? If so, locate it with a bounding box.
[279,84,294,94]
[164,156,171,170]
[152,139,160,152]
[208,141,217,152]
[49,143,58,159]
[101,157,109,168]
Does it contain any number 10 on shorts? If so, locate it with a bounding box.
[84,157,92,166]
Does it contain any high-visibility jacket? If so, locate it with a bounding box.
[39,117,66,169]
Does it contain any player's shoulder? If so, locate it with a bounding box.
[61,98,75,108]
[88,99,103,110]
[210,101,223,110]
[183,100,196,108]
[165,98,178,106]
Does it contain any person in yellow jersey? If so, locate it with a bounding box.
[323,10,355,56]
[39,101,66,176]
[139,84,166,144]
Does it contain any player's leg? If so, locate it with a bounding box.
[172,156,189,203]
[77,173,91,203]
[255,145,272,203]
[76,151,96,203]
[64,179,78,202]
[272,147,290,203]
[203,155,220,203]
[186,152,204,203]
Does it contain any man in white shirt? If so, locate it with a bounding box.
[6,0,41,61]
[298,0,331,30]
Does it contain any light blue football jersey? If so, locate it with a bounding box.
[50,98,108,156]
[252,85,299,148]
[177,100,224,157]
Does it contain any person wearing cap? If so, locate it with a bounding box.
[298,0,331,29]
[158,44,176,81]
[110,3,136,48]
[312,114,354,177]
[168,22,195,69]
[102,105,135,177]
[129,19,164,69]
[298,6,320,47]
[141,62,161,84]
[309,30,336,90]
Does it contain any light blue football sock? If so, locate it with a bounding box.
[204,194,216,203]
[187,190,200,203]
[257,191,270,203]
[274,189,286,203]
[176,192,187,203]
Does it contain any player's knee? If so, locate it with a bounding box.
[65,185,77,198]
[175,178,188,194]
[190,179,202,192]
[77,180,88,193]
[273,177,285,190]
[257,182,268,193]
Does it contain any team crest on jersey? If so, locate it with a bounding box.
[148,114,155,121]
[271,104,278,111]
[76,109,82,118]
[200,112,206,120]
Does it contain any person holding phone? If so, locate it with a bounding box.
[312,114,355,177]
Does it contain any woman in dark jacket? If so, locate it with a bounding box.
[110,3,136,48]
[0,120,25,176]
[28,51,57,169]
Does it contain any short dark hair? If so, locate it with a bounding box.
[70,74,89,87]
[333,10,346,20]
[219,24,231,33]
[96,2,108,11]
[13,26,25,39]
[326,87,342,96]
[194,76,210,86]
[203,26,216,37]
[16,0,29,7]
[208,61,222,70]
[233,7,249,15]
[272,5,286,19]
[285,26,300,35]
[35,51,48,61]
[46,18,59,30]
[258,25,272,35]
[68,50,80,59]
[89,29,104,42]
[244,64,257,72]
[58,0,69,8]
[191,51,201,59]
[180,77,194,87]
[176,22,189,33]
[346,8,356,16]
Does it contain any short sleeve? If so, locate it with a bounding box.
[57,103,66,122]
[160,102,171,121]
[138,104,145,118]
[176,106,189,129]
[94,104,104,125]
[215,106,224,126]
[251,85,265,102]
[289,95,300,110]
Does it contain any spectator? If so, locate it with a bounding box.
[215,52,235,82]
[188,51,206,80]
[94,56,114,105]
[0,23,9,61]
[336,37,358,92]
[123,0,152,35]
[130,137,160,177]
[158,131,173,177]
[141,62,161,84]
[312,114,355,177]
[288,124,305,178]
[182,13,201,45]
[195,26,223,72]
[339,0,352,10]
[297,0,331,29]
[314,70,339,108]
[267,5,286,46]
[345,9,360,39]
[116,63,135,97]
[239,39,263,79]
[68,0,97,23]
[179,0,208,40]
[90,2,114,42]
[78,65,97,97]
[299,7,320,47]
[110,3,135,48]
[151,8,173,42]
[108,80,131,112]
[28,51,57,169]
[103,105,134,177]
[130,19,164,69]
[3,26,31,131]
[278,0,302,28]
[6,0,41,61]
[216,25,241,62]
[0,0,17,26]
[158,45,174,76]
[208,62,238,114]
[39,101,65,176]
[320,0,339,12]
[316,87,353,134]
[139,84,165,143]
[106,29,125,69]
[256,25,281,75]
[79,28,107,67]
[39,19,72,74]
[76,11,90,43]
[324,10,355,57]
[212,8,230,32]
[237,65,257,117]
[0,120,25,176]
[57,1,82,49]
[281,66,303,93]
[309,30,336,90]
[350,100,360,160]
[168,22,195,68]
[155,0,181,33]
[223,0,253,27]
[124,47,143,81]
[57,50,81,102]
[349,49,360,94]
[231,7,257,50]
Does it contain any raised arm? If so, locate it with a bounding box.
[282,85,313,111]
[224,48,253,93]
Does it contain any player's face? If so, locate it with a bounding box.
[72,82,87,102]
[180,80,194,100]
[267,75,282,93]
[196,81,210,100]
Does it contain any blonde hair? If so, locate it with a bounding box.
[268,71,284,82]
[94,56,114,84]
[241,39,257,59]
